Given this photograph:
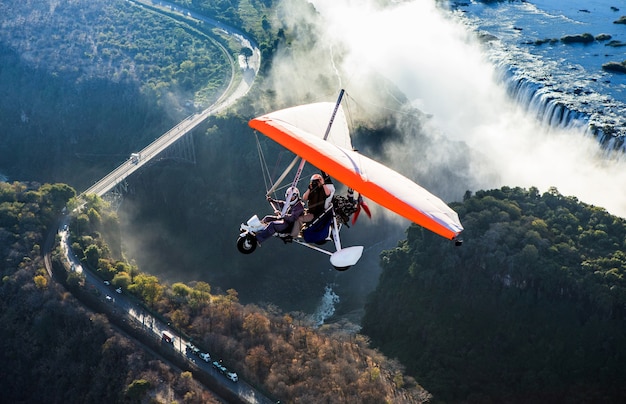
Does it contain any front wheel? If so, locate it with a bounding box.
[237,234,257,254]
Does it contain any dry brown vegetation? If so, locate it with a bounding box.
[0,182,221,403]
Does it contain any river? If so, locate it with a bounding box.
[450,0,626,145]
[301,0,626,217]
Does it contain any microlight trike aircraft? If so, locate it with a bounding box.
[237,90,463,271]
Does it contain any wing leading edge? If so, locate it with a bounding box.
[249,104,463,240]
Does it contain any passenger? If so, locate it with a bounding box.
[291,173,334,237]
[255,186,304,244]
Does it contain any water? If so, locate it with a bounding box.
[310,285,340,326]
[289,0,626,218]
[449,0,626,145]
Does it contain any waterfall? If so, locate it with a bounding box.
[310,285,340,327]
[494,63,626,153]
[278,0,626,217]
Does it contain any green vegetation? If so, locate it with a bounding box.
[9,0,626,402]
[0,0,235,188]
[362,186,626,403]
[0,182,218,403]
[0,182,73,272]
[170,0,275,46]
[68,192,431,402]
[0,0,230,100]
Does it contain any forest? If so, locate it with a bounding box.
[0,182,220,403]
[8,183,626,402]
[362,186,626,403]
[3,0,626,402]
[59,187,430,402]
[0,178,430,401]
[0,0,250,189]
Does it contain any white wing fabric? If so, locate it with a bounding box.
[250,103,464,240]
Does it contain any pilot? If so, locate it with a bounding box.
[290,173,334,238]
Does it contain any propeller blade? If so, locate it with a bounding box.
[352,204,361,225]
[360,197,372,218]
[351,194,371,225]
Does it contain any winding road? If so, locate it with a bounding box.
[79,0,260,200]
[44,2,276,403]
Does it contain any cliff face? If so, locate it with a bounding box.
[362,186,626,403]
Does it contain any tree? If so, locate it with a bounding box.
[40,183,75,213]
[66,271,84,288]
[83,244,101,268]
[125,379,150,402]
[362,186,626,402]
[172,282,192,300]
[193,281,211,301]
[129,274,163,307]
[243,311,270,340]
[245,345,271,381]
[112,272,131,289]
[33,274,48,289]
[170,308,190,330]
[240,47,253,67]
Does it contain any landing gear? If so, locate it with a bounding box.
[237,234,257,254]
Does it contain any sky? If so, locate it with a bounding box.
[266,0,626,218]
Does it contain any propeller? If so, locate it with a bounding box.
[350,189,372,225]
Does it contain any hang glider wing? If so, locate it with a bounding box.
[249,103,464,241]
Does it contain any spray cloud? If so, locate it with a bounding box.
[267,0,626,217]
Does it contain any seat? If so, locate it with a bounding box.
[302,205,334,244]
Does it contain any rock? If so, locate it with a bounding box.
[605,40,626,48]
[595,33,612,41]
[614,16,626,24]
[477,31,498,43]
[602,61,626,74]
[532,38,558,46]
[561,33,595,44]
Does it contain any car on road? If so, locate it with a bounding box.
[104,280,110,285]
[212,360,227,373]
[105,295,113,301]
[199,352,210,362]
[212,360,238,382]
[226,371,239,382]
[186,343,200,356]
[115,287,122,294]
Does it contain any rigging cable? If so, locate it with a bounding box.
[254,131,272,193]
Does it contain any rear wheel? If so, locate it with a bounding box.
[237,234,257,254]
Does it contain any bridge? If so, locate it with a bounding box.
[78,0,260,201]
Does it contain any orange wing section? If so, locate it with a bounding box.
[249,104,464,240]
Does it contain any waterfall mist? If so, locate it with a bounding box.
[268,0,626,217]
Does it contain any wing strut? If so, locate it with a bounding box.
[266,155,300,197]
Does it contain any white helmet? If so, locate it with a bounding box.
[285,186,300,205]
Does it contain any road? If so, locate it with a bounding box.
[78,0,261,200]
[44,2,275,403]
[54,221,275,404]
